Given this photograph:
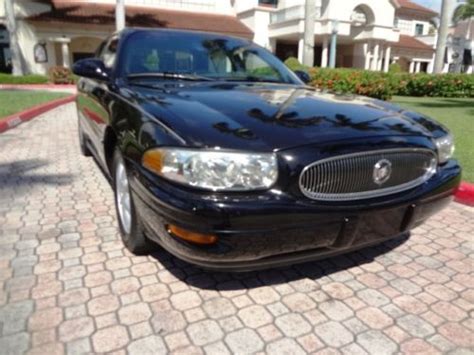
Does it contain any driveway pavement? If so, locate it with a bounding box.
[0,103,473,355]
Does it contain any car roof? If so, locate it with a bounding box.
[118,27,252,44]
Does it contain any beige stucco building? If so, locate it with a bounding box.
[0,0,442,75]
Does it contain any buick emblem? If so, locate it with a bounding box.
[373,159,392,185]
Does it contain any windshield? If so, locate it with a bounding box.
[120,30,300,84]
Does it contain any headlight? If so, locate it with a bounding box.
[434,134,455,164]
[142,148,278,191]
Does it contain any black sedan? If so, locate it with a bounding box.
[73,28,461,271]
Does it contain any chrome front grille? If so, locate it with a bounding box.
[299,149,437,201]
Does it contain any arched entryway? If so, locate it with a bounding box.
[348,4,377,69]
[70,36,103,62]
[350,4,376,28]
[54,36,103,68]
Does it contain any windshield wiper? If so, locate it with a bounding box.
[127,72,215,81]
[219,75,284,83]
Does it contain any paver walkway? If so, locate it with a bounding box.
[0,103,473,355]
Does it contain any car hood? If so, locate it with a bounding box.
[126,82,443,151]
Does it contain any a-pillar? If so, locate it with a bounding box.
[409,61,415,73]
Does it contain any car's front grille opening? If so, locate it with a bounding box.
[299,148,437,201]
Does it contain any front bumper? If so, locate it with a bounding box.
[130,159,461,271]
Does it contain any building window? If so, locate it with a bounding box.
[259,0,278,7]
[415,23,424,36]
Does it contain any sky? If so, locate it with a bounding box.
[412,0,442,12]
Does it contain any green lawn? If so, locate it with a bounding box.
[392,96,474,183]
[0,90,69,120]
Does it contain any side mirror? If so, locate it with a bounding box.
[73,58,109,81]
[294,70,311,84]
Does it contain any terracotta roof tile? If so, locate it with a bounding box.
[397,0,438,17]
[27,2,253,39]
[393,35,435,52]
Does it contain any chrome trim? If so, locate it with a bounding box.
[299,148,437,201]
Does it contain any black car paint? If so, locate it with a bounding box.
[74,28,461,271]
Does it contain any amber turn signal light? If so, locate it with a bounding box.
[142,149,164,174]
[167,224,218,245]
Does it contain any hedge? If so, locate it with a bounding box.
[0,73,49,85]
[47,66,75,84]
[0,67,76,85]
[284,57,474,100]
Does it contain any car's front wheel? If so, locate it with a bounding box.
[112,148,153,255]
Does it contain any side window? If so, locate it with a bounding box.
[100,37,119,69]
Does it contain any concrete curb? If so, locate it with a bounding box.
[455,182,474,207]
[0,95,76,134]
[0,84,77,94]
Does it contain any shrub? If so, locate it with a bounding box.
[308,67,395,100]
[0,73,49,84]
[47,66,75,84]
[388,63,402,73]
[305,67,474,100]
[284,57,309,72]
[394,73,474,98]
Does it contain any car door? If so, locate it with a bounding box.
[77,36,118,168]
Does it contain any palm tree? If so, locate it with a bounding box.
[4,0,24,75]
[116,0,126,31]
[452,0,473,73]
[453,0,474,23]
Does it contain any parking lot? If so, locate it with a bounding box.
[0,103,473,354]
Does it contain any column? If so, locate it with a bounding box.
[415,61,421,73]
[428,53,435,73]
[321,36,329,68]
[297,36,304,63]
[371,42,379,71]
[61,41,71,68]
[268,38,277,53]
[329,32,338,68]
[409,61,415,73]
[383,46,391,72]
[364,42,371,70]
[377,45,384,71]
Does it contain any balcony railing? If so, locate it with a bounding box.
[128,0,215,11]
[270,5,321,24]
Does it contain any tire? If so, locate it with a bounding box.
[78,118,92,157]
[112,148,153,255]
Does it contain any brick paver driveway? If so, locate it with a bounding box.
[0,104,473,355]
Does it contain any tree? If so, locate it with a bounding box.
[434,0,454,73]
[4,0,24,75]
[116,0,126,31]
[452,0,474,23]
[302,0,316,66]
